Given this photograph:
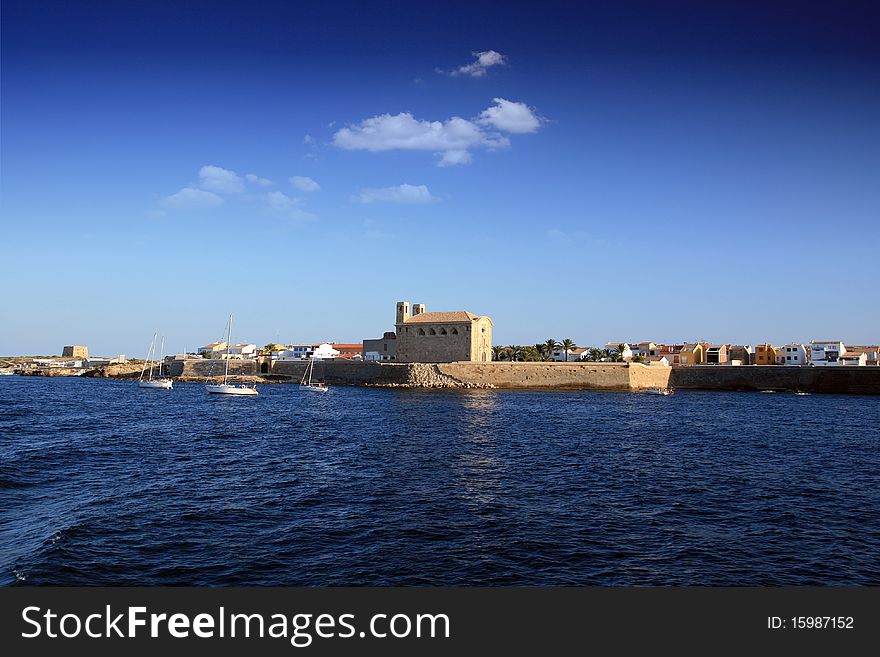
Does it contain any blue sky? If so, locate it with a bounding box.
[2,0,878,356]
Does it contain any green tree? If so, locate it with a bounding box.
[585,347,604,362]
[560,338,577,362]
[492,345,506,361]
[631,354,646,363]
[522,346,543,361]
[544,339,558,359]
[506,345,524,362]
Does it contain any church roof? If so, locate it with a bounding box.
[404,311,479,323]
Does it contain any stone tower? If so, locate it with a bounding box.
[396,301,410,324]
[412,303,426,317]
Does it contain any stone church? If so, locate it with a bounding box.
[394,301,493,363]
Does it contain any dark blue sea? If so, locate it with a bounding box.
[1,377,878,586]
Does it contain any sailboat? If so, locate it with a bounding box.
[139,333,173,389]
[205,314,258,396]
[300,357,329,392]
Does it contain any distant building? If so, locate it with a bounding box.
[705,344,729,365]
[226,343,257,359]
[551,347,588,361]
[844,346,879,366]
[781,344,809,366]
[198,342,227,357]
[754,344,778,366]
[394,301,493,363]
[728,345,752,366]
[363,332,397,361]
[644,355,671,366]
[659,344,683,365]
[604,343,633,360]
[275,344,318,361]
[810,341,845,366]
[331,343,363,360]
[838,351,867,366]
[679,343,706,366]
[62,345,89,359]
[635,342,661,357]
[311,343,340,360]
[87,355,127,367]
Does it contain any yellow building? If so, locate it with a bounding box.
[394,301,493,363]
[678,343,706,365]
[754,344,778,365]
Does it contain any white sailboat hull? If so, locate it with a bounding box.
[206,383,258,396]
[139,379,173,389]
[300,384,329,392]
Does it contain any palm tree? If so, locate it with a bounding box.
[586,347,604,362]
[534,344,548,361]
[506,345,523,362]
[492,345,506,361]
[544,339,558,359]
[560,338,577,362]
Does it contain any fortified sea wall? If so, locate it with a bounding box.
[165,359,880,394]
[668,365,880,395]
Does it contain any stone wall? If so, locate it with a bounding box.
[173,359,258,378]
[669,365,880,394]
[270,359,384,384]
[158,358,880,394]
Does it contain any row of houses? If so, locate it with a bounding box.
[195,341,363,361]
[564,341,878,366]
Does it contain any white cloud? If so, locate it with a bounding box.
[334,113,484,153]
[478,98,541,133]
[447,50,507,77]
[266,191,300,211]
[355,184,436,204]
[245,173,273,186]
[160,187,224,210]
[303,134,315,145]
[199,165,244,194]
[291,175,320,192]
[333,98,539,166]
[437,149,472,167]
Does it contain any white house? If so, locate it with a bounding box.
[810,341,846,366]
[838,351,867,366]
[781,344,809,366]
[274,344,318,361]
[551,347,588,361]
[226,343,257,359]
[604,343,633,360]
[311,343,341,360]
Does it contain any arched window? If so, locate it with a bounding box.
[418,328,425,336]
[451,328,459,335]
[429,328,436,335]
[440,328,447,335]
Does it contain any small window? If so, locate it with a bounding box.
[451,328,458,335]
[440,328,447,335]
[418,328,425,336]
[429,328,436,335]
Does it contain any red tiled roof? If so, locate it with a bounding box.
[404,311,479,323]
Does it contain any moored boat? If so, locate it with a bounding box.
[205,314,258,396]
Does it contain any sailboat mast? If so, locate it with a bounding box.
[148,332,157,381]
[139,334,155,382]
[159,336,165,377]
[224,314,232,383]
